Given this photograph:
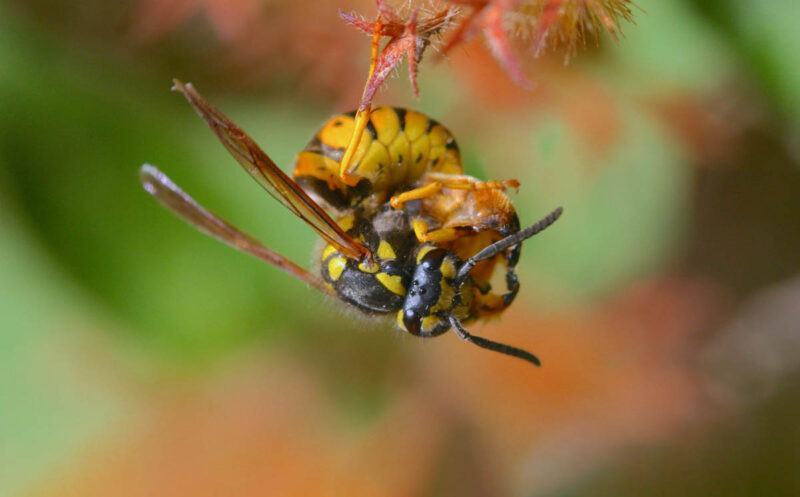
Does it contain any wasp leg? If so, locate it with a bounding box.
[456,207,564,315]
[410,217,470,244]
[338,19,383,186]
[474,265,520,315]
[390,181,444,209]
[468,234,523,316]
[338,109,370,187]
[425,172,520,192]
[389,175,519,209]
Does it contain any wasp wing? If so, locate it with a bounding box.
[140,164,333,295]
[173,80,369,261]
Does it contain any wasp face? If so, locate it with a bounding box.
[399,246,467,337]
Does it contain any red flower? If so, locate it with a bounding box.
[341,0,456,110]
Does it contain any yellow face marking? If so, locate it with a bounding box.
[440,258,456,279]
[421,315,442,333]
[337,214,355,232]
[431,278,456,315]
[396,309,407,331]
[322,244,338,261]
[377,240,397,260]
[358,259,380,274]
[415,244,436,264]
[454,276,475,320]
[376,273,405,296]
[370,107,401,145]
[327,256,347,281]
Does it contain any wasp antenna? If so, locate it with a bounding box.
[448,316,541,367]
[455,206,563,286]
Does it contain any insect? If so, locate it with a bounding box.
[289,100,533,321]
[140,80,562,366]
[291,104,520,223]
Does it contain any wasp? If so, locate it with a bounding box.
[140,81,562,366]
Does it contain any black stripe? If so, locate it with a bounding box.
[304,135,324,154]
[425,118,438,133]
[445,136,460,152]
[344,110,357,118]
[303,135,345,162]
[394,108,407,132]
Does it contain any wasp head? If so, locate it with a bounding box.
[398,246,473,337]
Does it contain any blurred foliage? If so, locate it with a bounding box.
[566,377,800,497]
[693,0,800,122]
[501,103,689,300]
[1,0,799,496]
[0,173,130,495]
[0,2,348,365]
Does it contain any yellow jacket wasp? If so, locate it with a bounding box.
[140,81,562,366]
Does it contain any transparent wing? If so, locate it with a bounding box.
[140,164,333,295]
[173,79,369,261]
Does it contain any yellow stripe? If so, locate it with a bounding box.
[387,132,411,184]
[358,260,380,274]
[327,257,347,281]
[408,133,430,180]
[337,214,355,232]
[317,114,355,149]
[421,315,442,333]
[322,244,338,261]
[396,309,407,331]
[376,273,405,296]
[370,107,400,145]
[440,258,456,279]
[416,244,436,263]
[377,240,396,260]
[354,141,391,187]
[403,110,429,141]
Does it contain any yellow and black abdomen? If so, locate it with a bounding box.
[293,107,463,210]
[320,209,415,314]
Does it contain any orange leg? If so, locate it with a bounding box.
[338,20,383,186]
[411,218,466,244]
[390,175,519,209]
[338,108,370,186]
[390,182,443,209]
[425,172,520,191]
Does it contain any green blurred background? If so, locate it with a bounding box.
[1,0,799,495]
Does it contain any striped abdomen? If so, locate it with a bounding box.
[319,209,415,314]
[293,107,463,210]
